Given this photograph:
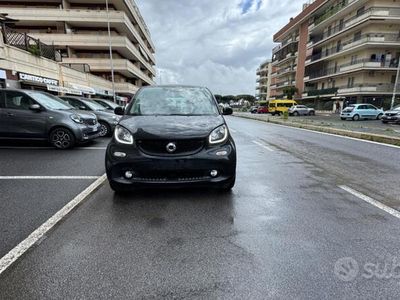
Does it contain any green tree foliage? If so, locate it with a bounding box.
[283,86,299,100]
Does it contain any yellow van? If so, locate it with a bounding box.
[268,100,297,115]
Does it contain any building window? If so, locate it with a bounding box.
[347,77,355,88]
[356,7,365,17]
[353,31,361,42]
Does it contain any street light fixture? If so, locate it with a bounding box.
[105,0,117,103]
[391,59,400,110]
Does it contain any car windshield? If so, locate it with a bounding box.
[26,91,74,110]
[82,100,108,111]
[128,87,219,116]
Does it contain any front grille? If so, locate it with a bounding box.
[83,119,97,125]
[131,170,211,182]
[137,139,204,156]
[385,113,398,117]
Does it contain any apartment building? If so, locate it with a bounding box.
[0,0,155,98]
[304,0,400,109]
[256,59,273,101]
[271,1,326,99]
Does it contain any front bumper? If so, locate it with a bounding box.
[106,140,236,188]
[382,115,400,123]
[74,123,102,142]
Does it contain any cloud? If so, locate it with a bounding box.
[136,0,304,95]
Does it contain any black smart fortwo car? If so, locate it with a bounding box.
[105,85,236,193]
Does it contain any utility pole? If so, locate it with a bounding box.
[391,59,400,110]
[106,0,116,103]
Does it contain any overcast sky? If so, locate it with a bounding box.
[136,0,304,95]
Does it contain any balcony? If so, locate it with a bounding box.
[62,58,154,85]
[31,33,155,76]
[304,87,338,97]
[114,81,139,94]
[307,33,400,64]
[311,0,359,28]
[337,83,395,94]
[272,36,299,54]
[0,7,155,64]
[276,80,296,88]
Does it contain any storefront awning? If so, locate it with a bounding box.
[47,85,82,96]
[68,83,96,95]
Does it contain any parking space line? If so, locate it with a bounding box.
[252,140,274,152]
[0,176,101,180]
[339,185,400,219]
[0,174,107,276]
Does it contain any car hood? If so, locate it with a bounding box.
[93,110,116,118]
[64,110,97,120]
[384,110,400,114]
[119,115,225,139]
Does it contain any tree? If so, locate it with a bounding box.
[283,86,299,100]
[221,95,235,103]
[236,94,256,104]
[214,94,223,102]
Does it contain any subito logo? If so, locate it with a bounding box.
[334,257,359,282]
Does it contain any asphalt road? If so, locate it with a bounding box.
[0,138,109,258]
[1,116,400,299]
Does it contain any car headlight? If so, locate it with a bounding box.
[209,125,228,145]
[70,114,84,124]
[114,125,133,145]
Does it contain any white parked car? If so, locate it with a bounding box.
[288,105,315,116]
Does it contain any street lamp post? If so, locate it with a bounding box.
[391,60,400,110]
[105,0,117,103]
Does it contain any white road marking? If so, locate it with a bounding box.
[0,174,107,276]
[240,117,400,150]
[339,185,400,219]
[0,176,100,180]
[252,140,274,152]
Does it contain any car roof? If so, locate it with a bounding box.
[140,84,207,89]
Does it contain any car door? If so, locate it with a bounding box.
[298,105,307,115]
[3,90,48,138]
[357,105,367,118]
[366,105,378,119]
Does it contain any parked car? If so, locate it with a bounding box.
[60,96,121,137]
[92,98,121,111]
[268,99,297,116]
[288,105,315,116]
[250,106,258,114]
[257,106,269,114]
[105,85,236,193]
[382,105,400,124]
[0,89,100,149]
[340,104,383,121]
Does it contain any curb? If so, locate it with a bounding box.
[234,114,400,147]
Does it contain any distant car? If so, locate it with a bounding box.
[288,105,315,116]
[0,89,100,149]
[340,104,383,121]
[60,96,121,137]
[382,105,400,124]
[92,98,121,111]
[257,106,269,114]
[250,106,258,114]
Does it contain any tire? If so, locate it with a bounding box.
[271,113,275,116]
[376,113,383,120]
[382,120,388,124]
[49,127,75,149]
[341,117,346,121]
[293,111,299,116]
[308,111,315,116]
[219,176,236,192]
[352,114,360,121]
[99,121,111,137]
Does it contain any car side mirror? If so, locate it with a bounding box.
[223,107,233,115]
[29,104,42,112]
[114,106,125,116]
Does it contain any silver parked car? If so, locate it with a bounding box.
[288,105,315,116]
[340,104,383,121]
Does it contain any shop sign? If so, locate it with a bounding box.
[19,72,59,86]
[47,85,83,96]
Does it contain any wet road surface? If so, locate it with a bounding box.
[1,116,400,299]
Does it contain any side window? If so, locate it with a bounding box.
[358,105,366,110]
[65,98,82,109]
[368,105,377,110]
[4,91,35,110]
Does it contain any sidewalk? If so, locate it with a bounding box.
[234,112,400,146]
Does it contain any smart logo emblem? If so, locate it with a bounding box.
[166,142,177,153]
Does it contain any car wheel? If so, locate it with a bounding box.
[341,117,346,120]
[352,114,360,121]
[308,111,315,116]
[50,128,75,149]
[99,121,111,137]
[376,113,383,120]
[219,176,236,192]
[382,120,388,124]
[293,111,299,116]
